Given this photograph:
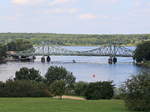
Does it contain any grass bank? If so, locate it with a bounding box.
[0,98,139,112]
[136,61,150,68]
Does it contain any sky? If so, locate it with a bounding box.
[0,0,150,34]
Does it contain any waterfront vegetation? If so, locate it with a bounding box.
[0,33,150,46]
[121,72,150,111]
[0,44,7,61]
[134,41,150,67]
[0,66,150,111]
[0,67,113,100]
[141,61,150,67]
[6,39,33,51]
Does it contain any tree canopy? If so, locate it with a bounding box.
[0,44,7,61]
[45,66,76,86]
[134,41,150,62]
[50,80,66,99]
[1,33,150,46]
[122,71,150,111]
[7,39,33,51]
[85,81,114,100]
[15,67,43,82]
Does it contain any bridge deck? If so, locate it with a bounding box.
[8,46,134,57]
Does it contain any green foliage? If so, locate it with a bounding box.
[85,81,114,100]
[122,72,150,111]
[0,80,51,97]
[7,39,33,51]
[74,81,88,96]
[50,80,66,98]
[45,66,76,86]
[134,41,150,62]
[1,33,150,46]
[0,44,7,61]
[45,66,76,95]
[15,67,43,82]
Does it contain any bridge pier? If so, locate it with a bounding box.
[108,56,117,64]
[46,56,51,62]
[113,57,117,64]
[108,56,113,64]
[41,56,45,63]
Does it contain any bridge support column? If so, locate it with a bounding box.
[113,57,117,64]
[46,56,51,62]
[108,56,113,64]
[41,56,45,63]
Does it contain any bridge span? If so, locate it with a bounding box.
[13,45,134,57]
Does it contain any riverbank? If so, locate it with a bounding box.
[0,98,138,112]
[136,61,150,68]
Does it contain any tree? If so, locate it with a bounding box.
[15,67,43,82]
[85,81,114,100]
[45,66,76,86]
[134,41,150,62]
[74,81,88,96]
[7,39,33,51]
[0,44,7,61]
[121,72,150,111]
[50,80,66,99]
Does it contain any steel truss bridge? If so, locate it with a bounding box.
[14,44,134,57]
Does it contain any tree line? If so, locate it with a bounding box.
[1,33,150,46]
[0,66,114,100]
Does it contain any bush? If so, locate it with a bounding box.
[122,72,150,111]
[74,81,88,96]
[85,81,114,100]
[0,80,51,97]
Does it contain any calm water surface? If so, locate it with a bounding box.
[0,46,144,86]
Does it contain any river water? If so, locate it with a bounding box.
[0,46,145,86]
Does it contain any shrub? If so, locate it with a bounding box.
[122,72,150,111]
[0,80,51,97]
[85,81,114,100]
[74,81,88,96]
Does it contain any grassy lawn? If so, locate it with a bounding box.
[0,98,138,112]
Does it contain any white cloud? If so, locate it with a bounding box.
[49,0,74,6]
[11,0,45,5]
[45,8,78,14]
[79,14,97,20]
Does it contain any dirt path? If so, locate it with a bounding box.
[54,95,86,100]
[62,95,86,100]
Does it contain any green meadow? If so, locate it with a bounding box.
[0,98,139,112]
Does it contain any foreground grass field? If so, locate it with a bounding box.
[0,98,138,112]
